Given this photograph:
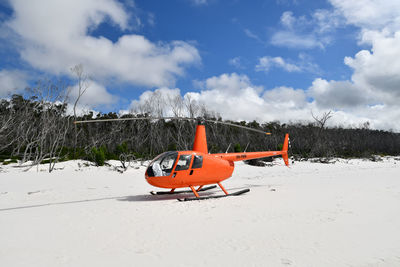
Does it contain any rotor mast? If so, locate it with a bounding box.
[193,124,208,154]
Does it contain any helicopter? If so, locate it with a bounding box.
[75,117,289,201]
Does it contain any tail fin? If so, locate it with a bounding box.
[282,133,289,167]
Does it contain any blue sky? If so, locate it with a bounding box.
[1,0,400,131]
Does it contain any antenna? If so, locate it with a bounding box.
[225,143,232,153]
[244,142,250,152]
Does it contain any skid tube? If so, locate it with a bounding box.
[150,185,217,195]
[178,188,250,202]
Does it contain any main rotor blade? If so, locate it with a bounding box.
[74,116,271,135]
[73,116,189,124]
[204,119,271,135]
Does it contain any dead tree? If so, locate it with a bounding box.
[16,80,71,172]
[310,110,333,157]
[71,64,90,155]
[184,94,199,118]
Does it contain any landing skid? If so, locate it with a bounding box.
[177,188,250,202]
[150,185,217,195]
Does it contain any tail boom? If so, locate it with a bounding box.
[213,133,290,166]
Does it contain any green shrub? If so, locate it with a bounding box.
[234,143,242,152]
[116,142,128,155]
[167,143,177,151]
[3,159,18,165]
[91,146,106,166]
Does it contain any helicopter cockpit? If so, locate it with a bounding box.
[146,151,178,177]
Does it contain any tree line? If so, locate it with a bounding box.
[1,82,400,171]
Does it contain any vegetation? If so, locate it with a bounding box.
[1,81,400,172]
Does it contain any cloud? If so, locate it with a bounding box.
[329,0,400,32]
[276,0,299,5]
[308,78,369,109]
[299,0,400,130]
[129,73,312,123]
[0,69,28,96]
[344,32,400,104]
[200,73,263,94]
[243,28,264,44]
[255,54,320,74]
[4,0,201,88]
[246,0,400,131]
[308,1,400,112]
[263,86,307,109]
[280,11,296,29]
[270,9,343,49]
[244,29,258,39]
[228,57,244,69]
[190,0,208,6]
[256,56,301,73]
[128,72,400,131]
[68,81,118,110]
[270,31,326,49]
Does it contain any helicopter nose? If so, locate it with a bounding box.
[145,176,158,187]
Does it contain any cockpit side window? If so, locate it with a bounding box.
[175,154,192,171]
[191,155,203,169]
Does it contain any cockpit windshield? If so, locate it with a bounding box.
[146,151,178,177]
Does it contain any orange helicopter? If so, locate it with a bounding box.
[75,118,289,201]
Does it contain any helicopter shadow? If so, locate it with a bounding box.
[0,185,268,211]
[118,185,265,202]
[118,190,217,202]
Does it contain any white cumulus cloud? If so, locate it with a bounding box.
[306,0,400,120]
[127,72,400,131]
[68,81,118,109]
[0,69,28,96]
[256,56,301,73]
[4,0,200,88]
[270,8,343,49]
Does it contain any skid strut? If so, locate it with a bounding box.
[150,185,217,195]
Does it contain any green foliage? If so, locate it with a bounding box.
[234,143,242,152]
[209,144,221,153]
[167,143,177,151]
[277,143,283,151]
[2,159,18,165]
[91,146,106,166]
[116,142,128,155]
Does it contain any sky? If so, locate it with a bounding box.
[1,0,400,131]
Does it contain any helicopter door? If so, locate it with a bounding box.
[189,155,203,175]
[172,154,192,178]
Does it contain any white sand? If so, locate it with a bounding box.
[1,158,400,267]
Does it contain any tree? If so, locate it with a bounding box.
[71,64,90,156]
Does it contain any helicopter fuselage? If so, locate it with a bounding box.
[145,151,234,189]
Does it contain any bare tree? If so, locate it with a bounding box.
[311,110,333,134]
[184,94,199,118]
[71,64,90,155]
[6,80,71,171]
[168,94,184,117]
[0,99,17,152]
[310,110,333,157]
[71,64,90,119]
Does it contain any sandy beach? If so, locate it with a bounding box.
[1,158,400,266]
